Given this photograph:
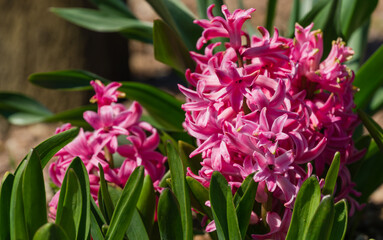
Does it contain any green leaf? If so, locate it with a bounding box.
[88,0,136,19]
[303,195,335,240]
[153,19,196,74]
[178,141,202,175]
[32,223,69,240]
[0,92,52,125]
[329,200,347,240]
[136,175,156,234]
[43,105,97,128]
[209,172,237,240]
[298,0,331,28]
[157,188,183,240]
[354,44,383,109]
[90,197,106,240]
[286,176,321,240]
[126,208,150,240]
[233,173,255,206]
[353,140,383,202]
[322,152,340,195]
[105,166,145,240]
[235,175,258,239]
[166,142,193,240]
[340,0,378,40]
[10,160,28,240]
[226,190,241,240]
[357,108,383,151]
[29,70,108,91]
[119,81,184,131]
[288,0,300,36]
[98,163,115,223]
[55,169,83,240]
[265,0,278,33]
[22,150,47,237]
[51,8,153,43]
[146,0,201,51]
[56,157,91,240]
[186,176,212,219]
[347,20,370,72]
[0,172,14,240]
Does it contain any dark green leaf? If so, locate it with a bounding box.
[43,105,97,128]
[119,81,184,131]
[32,223,69,240]
[265,0,278,33]
[55,169,83,240]
[329,200,347,240]
[29,69,108,91]
[105,166,145,240]
[136,175,156,234]
[146,0,201,51]
[354,140,383,202]
[286,176,321,240]
[322,152,340,195]
[166,142,193,240]
[340,0,378,40]
[226,190,241,240]
[186,176,212,219]
[50,8,153,43]
[90,197,106,240]
[347,20,370,71]
[233,173,255,206]
[235,175,257,239]
[98,163,115,223]
[88,0,136,19]
[209,171,230,240]
[157,188,183,240]
[56,157,91,240]
[22,149,47,237]
[354,44,383,108]
[0,172,14,240]
[197,0,224,19]
[357,108,383,151]
[126,208,150,240]
[153,20,196,74]
[303,195,335,240]
[0,92,52,125]
[10,160,28,240]
[298,0,331,28]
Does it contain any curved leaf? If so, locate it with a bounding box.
[186,176,212,219]
[105,166,145,240]
[322,152,340,195]
[119,82,184,131]
[153,19,195,74]
[98,163,115,223]
[157,188,183,240]
[0,92,52,125]
[50,8,153,43]
[22,149,47,237]
[10,160,28,240]
[126,208,150,240]
[0,172,14,240]
[55,169,83,240]
[167,142,193,240]
[178,141,202,175]
[303,195,335,240]
[286,176,321,240]
[329,200,347,240]
[354,44,383,109]
[136,175,156,234]
[32,223,69,240]
[29,70,108,91]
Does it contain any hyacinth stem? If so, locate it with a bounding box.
[261,188,273,227]
[236,50,244,68]
[104,146,114,169]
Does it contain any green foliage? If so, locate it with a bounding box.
[0,173,14,240]
[105,166,144,240]
[322,152,340,195]
[157,188,183,240]
[33,223,69,240]
[166,142,193,240]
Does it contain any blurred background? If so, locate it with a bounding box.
[0,0,383,238]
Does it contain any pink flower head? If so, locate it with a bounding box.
[194,4,255,50]
[90,80,126,107]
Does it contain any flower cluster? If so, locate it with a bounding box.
[180,4,363,238]
[48,80,166,219]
